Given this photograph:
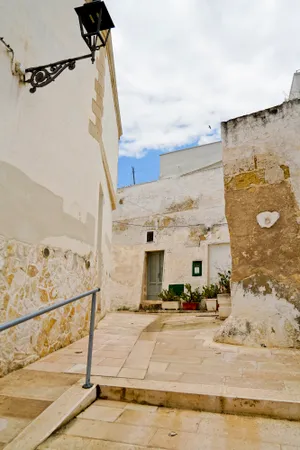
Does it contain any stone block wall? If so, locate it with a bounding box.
[215,99,300,348]
[0,237,97,376]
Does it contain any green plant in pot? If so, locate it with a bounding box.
[202,283,219,312]
[181,284,203,311]
[159,288,181,310]
[158,289,180,302]
[217,270,232,320]
[218,270,231,294]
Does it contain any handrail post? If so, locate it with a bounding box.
[82,291,97,389]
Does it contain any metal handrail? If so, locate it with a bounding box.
[0,287,100,389]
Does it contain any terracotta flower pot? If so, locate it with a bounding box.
[182,302,198,310]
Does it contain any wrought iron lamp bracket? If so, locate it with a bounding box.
[25,53,92,93]
[24,29,110,93]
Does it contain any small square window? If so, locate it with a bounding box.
[192,261,202,277]
[147,231,154,242]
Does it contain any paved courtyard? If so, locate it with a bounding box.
[2,312,300,448]
[26,312,300,399]
[39,399,300,450]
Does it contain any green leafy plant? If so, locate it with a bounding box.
[158,288,180,302]
[201,284,220,299]
[181,283,202,303]
[218,270,231,294]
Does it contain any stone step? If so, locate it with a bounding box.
[0,369,82,449]
[38,398,300,450]
[4,373,300,449]
[92,376,300,421]
[3,382,97,450]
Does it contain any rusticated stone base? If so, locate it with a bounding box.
[214,315,300,348]
[0,236,98,377]
[214,281,300,348]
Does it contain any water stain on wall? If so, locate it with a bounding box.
[166,197,198,213]
[225,161,300,311]
[0,162,95,245]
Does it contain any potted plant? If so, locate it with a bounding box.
[217,270,231,320]
[181,284,202,310]
[158,288,181,310]
[202,284,219,312]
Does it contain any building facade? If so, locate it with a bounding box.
[109,142,231,310]
[0,0,122,376]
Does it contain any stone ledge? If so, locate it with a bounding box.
[92,376,300,422]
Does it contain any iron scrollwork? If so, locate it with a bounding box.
[25,53,92,93]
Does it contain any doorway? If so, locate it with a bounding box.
[147,251,164,300]
[208,243,231,284]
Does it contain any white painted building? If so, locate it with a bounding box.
[160,141,222,179]
[109,142,231,310]
[0,0,122,375]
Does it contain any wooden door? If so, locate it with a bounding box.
[147,251,164,300]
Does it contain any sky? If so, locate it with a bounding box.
[106,0,300,187]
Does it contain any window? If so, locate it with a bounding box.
[169,284,184,296]
[147,231,154,242]
[192,261,202,277]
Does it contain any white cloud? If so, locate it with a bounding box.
[106,0,300,157]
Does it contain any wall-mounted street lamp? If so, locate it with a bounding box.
[25,0,114,93]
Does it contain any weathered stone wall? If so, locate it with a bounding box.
[215,99,300,348]
[0,237,97,376]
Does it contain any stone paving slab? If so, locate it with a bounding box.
[24,313,300,402]
[38,399,300,449]
[2,312,300,446]
[0,369,80,402]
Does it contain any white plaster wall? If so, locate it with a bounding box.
[109,245,145,310]
[102,56,120,192]
[0,0,120,306]
[109,166,230,310]
[208,243,231,284]
[160,141,222,179]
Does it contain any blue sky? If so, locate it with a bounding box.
[118,152,161,188]
[118,137,208,188]
[109,0,300,189]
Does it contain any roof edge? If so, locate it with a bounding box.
[106,34,123,139]
[159,140,222,157]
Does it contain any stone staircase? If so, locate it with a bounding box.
[1,312,300,449]
[0,369,82,449]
